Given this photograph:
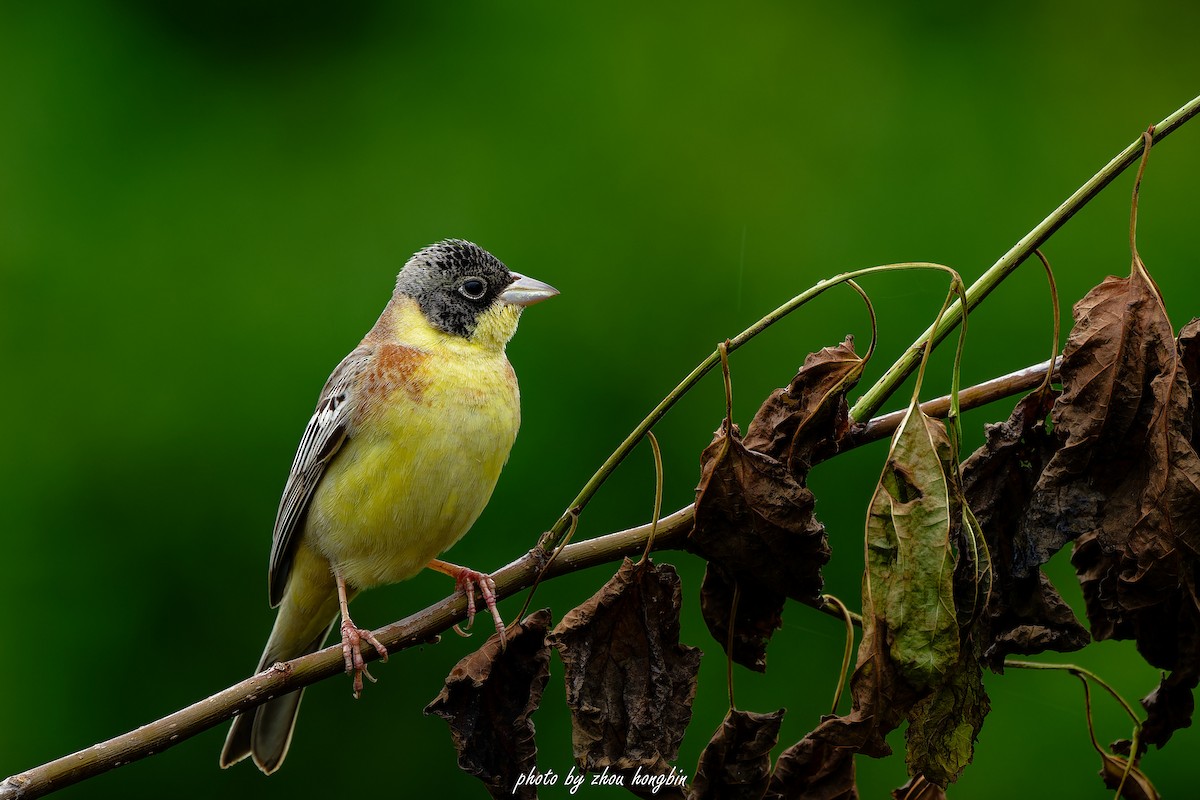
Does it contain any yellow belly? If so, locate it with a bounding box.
[304,348,519,590]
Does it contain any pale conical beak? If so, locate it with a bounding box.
[500,273,559,307]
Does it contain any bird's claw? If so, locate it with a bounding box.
[339,618,388,698]
[452,568,507,647]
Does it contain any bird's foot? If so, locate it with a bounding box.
[449,567,507,647]
[339,617,388,698]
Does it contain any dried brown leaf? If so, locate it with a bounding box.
[1022,271,1166,566]
[1097,752,1161,800]
[960,389,1090,668]
[765,716,858,800]
[424,609,553,800]
[1141,672,1197,749]
[688,339,862,670]
[1002,242,1200,749]
[1178,318,1200,433]
[548,559,701,775]
[690,708,785,800]
[743,336,866,473]
[698,562,782,673]
[1042,264,1200,747]
[691,420,829,605]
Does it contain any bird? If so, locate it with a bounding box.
[219,239,558,774]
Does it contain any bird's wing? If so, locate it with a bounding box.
[267,345,374,607]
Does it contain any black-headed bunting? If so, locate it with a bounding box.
[220,239,557,774]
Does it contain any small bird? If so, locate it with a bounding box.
[219,239,557,774]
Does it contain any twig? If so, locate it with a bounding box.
[0,356,1054,800]
[0,508,690,800]
[854,356,1060,444]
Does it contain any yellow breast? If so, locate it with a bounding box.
[304,299,521,590]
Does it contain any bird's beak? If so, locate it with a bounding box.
[500,273,559,307]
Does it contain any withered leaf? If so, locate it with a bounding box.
[689,339,862,670]
[424,609,553,800]
[691,419,829,606]
[743,336,866,473]
[1133,318,1200,746]
[1141,670,1198,749]
[1035,260,1200,748]
[765,719,857,800]
[698,562,782,673]
[1022,271,1161,564]
[891,776,947,800]
[953,503,992,631]
[1097,751,1160,800]
[904,643,989,787]
[1178,318,1200,433]
[1028,263,1200,571]
[960,389,1090,668]
[690,708,784,800]
[548,559,701,775]
[865,402,960,689]
[982,570,1088,667]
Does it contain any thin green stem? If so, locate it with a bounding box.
[822,593,856,714]
[636,431,664,566]
[1004,659,1142,728]
[726,582,741,710]
[849,94,1200,423]
[1032,249,1060,395]
[540,262,956,551]
[906,267,964,409]
[845,279,878,364]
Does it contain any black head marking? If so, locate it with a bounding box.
[394,239,515,338]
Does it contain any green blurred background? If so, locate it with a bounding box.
[3,2,1198,797]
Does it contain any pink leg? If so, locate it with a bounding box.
[427,559,507,647]
[336,571,389,698]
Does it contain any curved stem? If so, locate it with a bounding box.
[1032,249,1061,395]
[1004,659,1142,727]
[636,431,665,566]
[822,593,857,713]
[541,262,957,552]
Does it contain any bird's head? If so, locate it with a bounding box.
[393,239,558,351]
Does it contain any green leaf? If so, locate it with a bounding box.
[905,645,989,786]
[865,401,960,690]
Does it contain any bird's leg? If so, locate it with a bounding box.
[335,571,388,698]
[427,559,507,647]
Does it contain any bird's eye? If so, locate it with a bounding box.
[459,278,487,300]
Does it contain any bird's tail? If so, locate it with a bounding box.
[219,584,338,774]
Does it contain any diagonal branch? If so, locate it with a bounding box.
[0,357,1056,800]
[849,94,1200,421]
